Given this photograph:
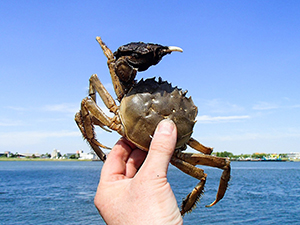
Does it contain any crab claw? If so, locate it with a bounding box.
[113,42,183,73]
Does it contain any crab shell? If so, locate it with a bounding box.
[119,78,198,151]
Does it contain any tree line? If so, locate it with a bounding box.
[213,151,288,159]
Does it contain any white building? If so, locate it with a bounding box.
[51,149,61,159]
[287,152,300,160]
[79,151,99,160]
[18,152,41,158]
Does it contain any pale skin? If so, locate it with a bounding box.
[94,119,183,225]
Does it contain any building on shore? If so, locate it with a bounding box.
[0,151,9,157]
[78,151,99,160]
[286,152,300,160]
[51,149,61,159]
[18,152,41,158]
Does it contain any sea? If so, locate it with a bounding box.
[0,161,300,225]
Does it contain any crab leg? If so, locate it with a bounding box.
[96,36,125,101]
[75,90,124,162]
[84,98,124,135]
[89,74,119,114]
[174,151,231,207]
[75,97,124,161]
[206,164,230,207]
[170,156,207,215]
[187,137,213,155]
[75,69,130,161]
[75,100,109,161]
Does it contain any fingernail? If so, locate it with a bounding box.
[156,119,175,135]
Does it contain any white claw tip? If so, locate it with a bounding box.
[168,46,183,53]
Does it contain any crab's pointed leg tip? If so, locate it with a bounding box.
[205,200,218,208]
[96,36,103,43]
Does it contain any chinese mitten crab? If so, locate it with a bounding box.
[75,37,231,215]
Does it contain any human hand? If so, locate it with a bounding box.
[94,119,183,225]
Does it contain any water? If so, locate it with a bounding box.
[0,161,300,224]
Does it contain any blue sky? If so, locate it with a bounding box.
[1,0,300,155]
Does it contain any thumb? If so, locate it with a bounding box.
[138,119,177,178]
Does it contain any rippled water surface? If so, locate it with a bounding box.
[1,161,300,224]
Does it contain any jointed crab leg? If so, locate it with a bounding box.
[75,97,121,161]
[84,99,121,131]
[174,151,231,207]
[206,163,230,207]
[187,137,213,155]
[89,74,119,114]
[170,155,207,215]
[96,37,125,101]
[75,101,109,161]
[75,73,126,161]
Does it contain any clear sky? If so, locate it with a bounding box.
[1,1,300,155]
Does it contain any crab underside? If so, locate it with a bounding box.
[75,37,231,215]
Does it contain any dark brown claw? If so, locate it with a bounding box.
[114,42,183,72]
[112,41,182,94]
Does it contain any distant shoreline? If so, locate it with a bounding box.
[1,157,299,162]
[0,158,97,162]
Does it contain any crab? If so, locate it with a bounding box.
[75,37,231,215]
